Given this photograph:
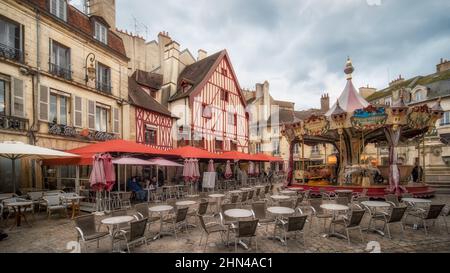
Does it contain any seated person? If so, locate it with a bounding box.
[127,176,147,201]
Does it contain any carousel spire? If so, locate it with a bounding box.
[344,56,354,80]
[431,97,444,112]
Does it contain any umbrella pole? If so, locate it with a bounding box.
[118,165,121,192]
[125,167,127,192]
[12,158,16,194]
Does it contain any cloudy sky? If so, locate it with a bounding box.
[75,0,449,110]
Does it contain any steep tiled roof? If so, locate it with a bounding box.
[128,76,173,117]
[26,0,127,58]
[133,70,163,91]
[272,100,294,109]
[168,51,224,102]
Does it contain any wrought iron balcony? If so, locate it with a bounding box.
[0,114,28,131]
[0,43,23,62]
[96,82,112,93]
[49,63,72,80]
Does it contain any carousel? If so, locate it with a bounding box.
[281,58,443,197]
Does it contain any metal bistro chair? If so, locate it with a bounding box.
[120,192,133,209]
[220,203,237,244]
[330,209,365,245]
[163,207,189,238]
[279,200,294,209]
[114,218,148,253]
[198,215,227,252]
[134,203,159,230]
[240,191,249,206]
[251,201,274,232]
[371,206,408,239]
[336,196,350,206]
[385,194,400,207]
[308,198,333,233]
[405,204,446,235]
[274,211,308,247]
[43,195,67,219]
[74,214,110,252]
[232,219,259,252]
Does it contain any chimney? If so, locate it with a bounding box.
[320,93,330,112]
[436,58,450,73]
[263,81,270,121]
[88,0,116,30]
[359,85,377,99]
[161,40,180,106]
[197,49,207,61]
[255,83,263,99]
[389,74,405,87]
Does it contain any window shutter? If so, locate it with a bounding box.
[88,100,95,130]
[11,78,24,118]
[59,0,67,21]
[112,107,119,134]
[73,96,83,127]
[50,0,57,15]
[39,85,49,121]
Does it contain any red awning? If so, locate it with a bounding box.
[166,146,223,159]
[220,151,254,161]
[252,153,284,162]
[42,139,169,166]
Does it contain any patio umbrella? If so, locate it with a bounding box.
[103,154,116,192]
[89,154,106,192]
[224,160,232,179]
[207,159,215,172]
[0,141,78,193]
[193,159,200,181]
[182,159,192,182]
[148,157,183,190]
[112,157,155,192]
[248,161,254,177]
[255,163,260,176]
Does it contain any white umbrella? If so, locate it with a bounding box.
[0,141,78,193]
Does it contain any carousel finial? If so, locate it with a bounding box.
[344,57,354,80]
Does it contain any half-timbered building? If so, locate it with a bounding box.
[129,70,174,150]
[169,50,249,153]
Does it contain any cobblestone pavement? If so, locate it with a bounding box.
[1,194,449,253]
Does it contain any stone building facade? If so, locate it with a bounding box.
[362,58,450,193]
[0,0,130,192]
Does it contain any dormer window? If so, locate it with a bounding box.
[50,0,67,21]
[181,81,192,93]
[94,21,108,44]
[414,90,425,101]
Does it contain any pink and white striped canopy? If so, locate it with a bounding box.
[326,79,369,116]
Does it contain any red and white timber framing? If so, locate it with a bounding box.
[191,54,249,153]
[136,107,173,150]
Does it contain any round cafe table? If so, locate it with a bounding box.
[5,201,33,229]
[270,195,291,201]
[267,206,295,244]
[361,201,391,235]
[149,205,174,240]
[228,190,243,195]
[176,200,197,207]
[224,209,254,249]
[240,188,253,191]
[279,190,296,196]
[101,215,134,252]
[209,194,226,214]
[320,204,349,239]
[401,198,431,204]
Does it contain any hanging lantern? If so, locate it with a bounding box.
[327,154,337,165]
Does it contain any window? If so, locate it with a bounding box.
[94,21,108,44]
[230,141,237,151]
[215,138,223,151]
[221,68,227,76]
[414,91,425,101]
[384,97,392,106]
[220,89,229,102]
[256,121,260,136]
[0,80,5,114]
[255,143,261,153]
[0,17,22,61]
[144,125,157,145]
[272,140,280,155]
[0,75,24,118]
[294,143,300,154]
[50,0,67,21]
[96,63,111,93]
[228,112,236,125]
[49,91,69,125]
[181,82,192,93]
[95,106,108,132]
[202,104,212,118]
[441,111,450,126]
[311,145,320,154]
[50,41,71,80]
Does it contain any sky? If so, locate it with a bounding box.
[73,0,450,110]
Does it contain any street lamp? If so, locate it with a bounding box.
[85,53,96,83]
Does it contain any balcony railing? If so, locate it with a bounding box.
[48,123,117,141]
[0,114,28,131]
[0,43,23,62]
[49,63,72,80]
[96,82,112,94]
